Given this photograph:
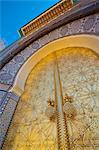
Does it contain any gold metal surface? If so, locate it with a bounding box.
[3,47,99,150]
[54,56,70,149]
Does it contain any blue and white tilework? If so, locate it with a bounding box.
[0,93,9,116]
[0,14,98,85]
[0,98,17,147]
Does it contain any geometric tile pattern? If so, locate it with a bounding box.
[0,93,9,115]
[0,99,17,148]
[0,83,11,91]
[83,15,96,31]
[7,92,20,102]
[0,91,6,105]
[0,83,12,117]
[0,91,19,115]
[0,14,98,85]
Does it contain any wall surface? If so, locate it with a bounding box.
[0,1,99,148]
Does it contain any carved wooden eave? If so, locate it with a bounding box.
[0,0,99,70]
[19,0,73,37]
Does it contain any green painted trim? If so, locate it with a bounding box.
[18,29,24,37]
[73,0,79,4]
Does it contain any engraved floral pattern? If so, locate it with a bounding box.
[3,47,99,150]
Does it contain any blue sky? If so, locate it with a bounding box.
[0,0,60,47]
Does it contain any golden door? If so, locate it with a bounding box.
[3,47,99,150]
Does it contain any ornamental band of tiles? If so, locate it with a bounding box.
[0,0,99,149]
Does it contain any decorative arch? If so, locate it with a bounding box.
[10,34,99,96]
